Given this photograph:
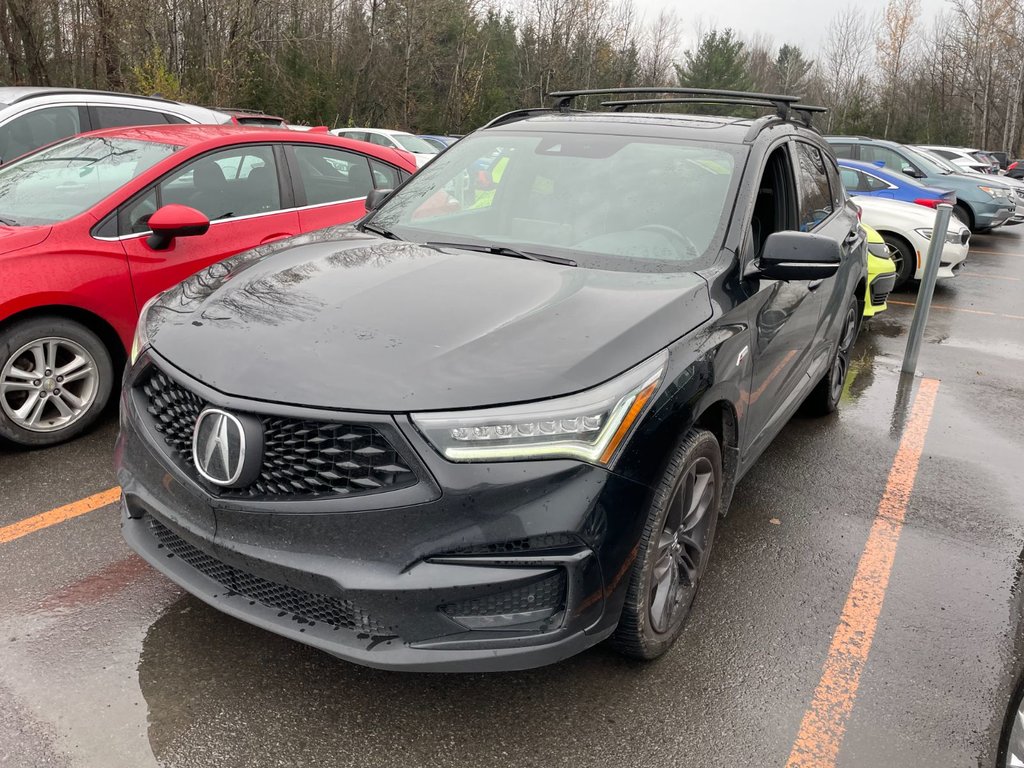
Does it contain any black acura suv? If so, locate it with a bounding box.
[117,89,867,671]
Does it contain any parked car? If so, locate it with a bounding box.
[0,87,231,165]
[838,158,956,208]
[916,145,992,175]
[985,150,1010,170]
[828,137,1016,232]
[856,196,970,289]
[0,125,416,446]
[914,147,1024,225]
[863,224,897,317]
[331,128,439,167]
[217,108,288,128]
[418,135,460,151]
[118,88,868,672]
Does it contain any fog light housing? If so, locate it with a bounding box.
[441,571,566,630]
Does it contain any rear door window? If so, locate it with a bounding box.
[92,106,174,129]
[794,142,834,231]
[292,145,375,205]
[370,159,407,189]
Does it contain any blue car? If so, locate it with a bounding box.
[418,134,460,151]
[838,158,956,209]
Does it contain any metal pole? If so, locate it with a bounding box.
[902,202,953,374]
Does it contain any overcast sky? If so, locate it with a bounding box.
[631,0,950,53]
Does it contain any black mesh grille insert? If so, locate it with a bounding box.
[442,572,565,618]
[139,368,417,499]
[149,517,388,635]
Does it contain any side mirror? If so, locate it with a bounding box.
[754,231,842,281]
[365,188,393,212]
[902,166,925,179]
[147,204,210,250]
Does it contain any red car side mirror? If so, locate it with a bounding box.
[147,204,210,250]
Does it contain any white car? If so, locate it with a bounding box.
[0,86,232,164]
[330,127,439,167]
[856,196,970,289]
[915,145,993,175]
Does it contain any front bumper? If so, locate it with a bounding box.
[117,353,652,672]
[973,199,1015,229]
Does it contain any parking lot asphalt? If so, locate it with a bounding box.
[1,230,1023,768]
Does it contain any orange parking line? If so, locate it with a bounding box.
[0,486,121,544]
[786,378,940,768]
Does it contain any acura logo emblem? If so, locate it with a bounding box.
[192,408,263,487]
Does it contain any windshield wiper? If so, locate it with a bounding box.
[362,222,401,240]
[425,241,577,267]
[0,215,19,226]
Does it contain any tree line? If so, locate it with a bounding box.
[1,0,1023,153]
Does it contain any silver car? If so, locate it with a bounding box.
[0,87,232,164]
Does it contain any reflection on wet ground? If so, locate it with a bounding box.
[1,230,1023,766]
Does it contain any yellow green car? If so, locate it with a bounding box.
[863,223,897,317]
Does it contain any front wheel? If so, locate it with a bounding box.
[0,317,113,447]
[611,428,722,660]
[803,295,860,416]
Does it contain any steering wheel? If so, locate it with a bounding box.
[637,224,699,259]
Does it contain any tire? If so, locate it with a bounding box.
[0,317,113,448]
[953,203,974,232]
[803,294,860,417]
[881,234,915,290]
[611,428,722,660]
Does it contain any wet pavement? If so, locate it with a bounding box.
[1,229,1023,767]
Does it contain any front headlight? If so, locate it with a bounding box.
[979,185,1010,198]
[412,350,668,465]
[866,241,891,260]
[130,293,164,365]
[914,228,963,245]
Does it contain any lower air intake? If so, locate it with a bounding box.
[149,517,388,636]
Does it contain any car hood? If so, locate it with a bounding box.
[148,228,713,411]
[0,224,51,255]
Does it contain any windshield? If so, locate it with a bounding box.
[394,134,439,154]
[905,147,958,175]
[0,136,180,226]
[368,131,743,271]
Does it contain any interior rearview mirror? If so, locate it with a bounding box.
[754,231,842,281]
[147,204,210,250]
[365,188,393,212]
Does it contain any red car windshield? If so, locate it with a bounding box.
[0,135,180,227]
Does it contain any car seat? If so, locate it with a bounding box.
[189,161,229,219]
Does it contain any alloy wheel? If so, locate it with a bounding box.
[0,337,99,433]
[829,307,858,403]
[649,456,716,634]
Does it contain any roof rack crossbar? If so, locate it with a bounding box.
[601,97,783,113]
[549,87,801,118]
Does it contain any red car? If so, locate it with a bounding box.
[0,124,416,446]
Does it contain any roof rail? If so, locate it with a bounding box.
[9,88,178,106]
[480,108,559,129]
[549,87,802,118]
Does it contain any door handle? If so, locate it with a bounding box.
[808,279,824,291]
[260,232,296,245]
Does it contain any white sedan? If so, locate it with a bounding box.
[855,196,970,290]
[330,127,439,167]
